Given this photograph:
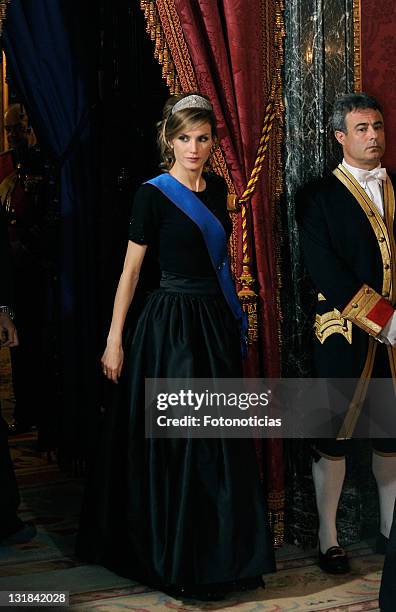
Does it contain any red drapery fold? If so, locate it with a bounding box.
[360,0,396,171]
[141,0,284,545]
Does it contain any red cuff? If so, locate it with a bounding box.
[367,298,394,328]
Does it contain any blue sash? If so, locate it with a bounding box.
[146,173,248,356]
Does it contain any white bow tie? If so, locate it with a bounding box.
[359,167,387,183]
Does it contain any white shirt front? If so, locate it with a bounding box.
[342,159,385,217]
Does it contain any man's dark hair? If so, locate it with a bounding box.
[331,92,383,133]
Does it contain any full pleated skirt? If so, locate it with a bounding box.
[77,273,275,594]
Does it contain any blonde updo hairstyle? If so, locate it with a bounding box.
[157,92,217,170]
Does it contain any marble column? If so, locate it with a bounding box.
[282,0,378,547]
[283,0,354,369]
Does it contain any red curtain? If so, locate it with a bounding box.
[142,0,284,544]
[172,1,282,379]
[361,0,396,171]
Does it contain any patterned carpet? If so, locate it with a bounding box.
[0,425,384,611]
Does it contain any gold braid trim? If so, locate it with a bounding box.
[268,490,285,548]
[353,0,362,92]
[0,0,8,34]
[210,149,235,197]
[140,0,181,94]
[155,0,196,91]
[229,212,240,289]
[275,2,285,353]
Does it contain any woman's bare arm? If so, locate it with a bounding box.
[101,240,147,383]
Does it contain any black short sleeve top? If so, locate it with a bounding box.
[128,173,231,277]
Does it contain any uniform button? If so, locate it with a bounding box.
[382,291,390,297]
[352,303,359,308]
[378,236,385,242]
[384,263,391,270]
[367,211,374,216]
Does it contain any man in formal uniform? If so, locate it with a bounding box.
[297,92,396,574]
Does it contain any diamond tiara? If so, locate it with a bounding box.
[171,94,212,115]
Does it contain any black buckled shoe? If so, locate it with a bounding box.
[318,546,350,574]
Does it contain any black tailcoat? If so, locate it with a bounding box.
[296,170,396,379]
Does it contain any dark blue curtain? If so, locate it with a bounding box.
[4,0,100,462]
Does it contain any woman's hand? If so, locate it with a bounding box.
[101,339,124,383]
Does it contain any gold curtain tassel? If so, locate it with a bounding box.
[238,258,258,344]
[268,491,285,547]
[140,0,181,95]
[227,193,240,212]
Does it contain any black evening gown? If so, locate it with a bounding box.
[77,174,275,596]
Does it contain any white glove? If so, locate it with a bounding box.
[379,310,396,346]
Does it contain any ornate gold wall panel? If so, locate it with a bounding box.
[353,0,361,91]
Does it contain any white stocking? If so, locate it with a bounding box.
[312,456,346,553]
[372,452,396,538]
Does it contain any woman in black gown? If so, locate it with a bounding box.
[78,92,275,600]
